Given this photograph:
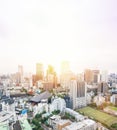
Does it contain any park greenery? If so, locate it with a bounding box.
[61,112,75,121]
[31,110,60,130]
[111,123,117,130]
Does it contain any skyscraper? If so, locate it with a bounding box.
[36,63,44,81]
[60,61,76,89]
[69,80,77,109]
[46,65,57,88]
[101,70,108,82]
[17,65,23,83]
[69,80,86,109]
[18,65,23,76]
[92,70,100,84]
[98,82,109,94]
[77,81,86,97]
[84,69,93,84]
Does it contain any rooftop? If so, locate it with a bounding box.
[30,91,51,103]
[53,119,71,125]
[20,119,32,130]
[0,122,9,130]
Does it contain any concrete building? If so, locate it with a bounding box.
[98,82,109,94]
[65,108,84,121]
[101,70,108,82]
[62,119,97,130]
[77,73,84,82]
[33,103,49,116]
[42,82,55,91]
[51,118,71,130]
[18,65,24,84]
[92,70,100,84]
[93,95,105,106]
[110,94,117,105]
[84,69,93,84]
[46,65,57,88]
[52,97,66,112]
[60,71,76,89]
[86,92,93,104]
[49,115,61,126]
[69,80,77,109]
[69,80,86,109]
[36,63,44,81]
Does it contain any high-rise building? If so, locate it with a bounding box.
[77,73,84,82]
[92,70,100,84]
[84,69,100,84]
[84,69,93,84]
[101,70,108,82]
[36,63,44,81]
[60,71,76,89]
[69,80,86,109]
[47,65,54,75]
[60,61,76,89]
[69,80,77,109]
[17,65,23,84]
[98,82,109,94]
[18,65,23,76]
[77,81,86,97]
[46,65,57,88]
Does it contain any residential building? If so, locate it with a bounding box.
[52,97,66,112]
[110,94,117,105]
[93,95,105,106]
[98,82,109,94]
[65,108,84,121]
[62,119,97,130]
[69,80,86,109]
[52,119,71,130]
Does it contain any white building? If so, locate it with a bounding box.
[60,71,76,89]
[69,80,87,109]
[101,70,108,82]
[65,108,84,122]
[49,115,61,126]
[52,97,66,112]
[110,94,117,105]
[69,80,77,109]
[0,102,17,123]
[86,93,92,104]
[93,95,105,106]
[49,115,71,130]
[62,119,97,130]
[33,103,48,116]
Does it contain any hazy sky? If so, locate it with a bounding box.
[0,0,117,74]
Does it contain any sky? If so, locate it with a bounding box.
[0,0,117,74]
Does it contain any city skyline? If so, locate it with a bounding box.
[0,0,117,73]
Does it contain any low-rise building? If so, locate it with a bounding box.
[65,108,84,121]
[110,94,117,105]
[62,119,97,130]
[93,95,105,106]
[49,115,71,130]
